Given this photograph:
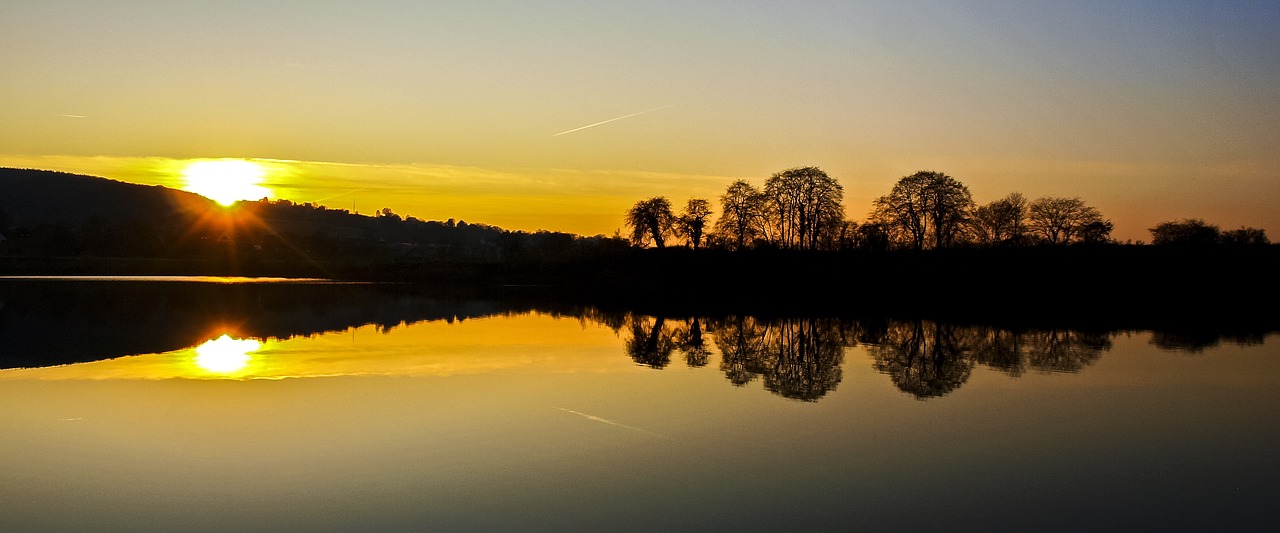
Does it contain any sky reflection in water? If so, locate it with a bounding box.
[1,285,1278,531]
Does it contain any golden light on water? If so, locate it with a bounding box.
[181,159,273,206]
[193,334,262,373]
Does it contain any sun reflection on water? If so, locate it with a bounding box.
[193,335,262,374]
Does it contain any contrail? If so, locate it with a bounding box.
[554,407,670,439]
[552,105,674,136]
[56,114,87,119]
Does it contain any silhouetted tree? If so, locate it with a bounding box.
[1077,219,1115,244]
[970,192,1027,246]
[624,197,675,248]
[711,180,768,250]
[871,171,973,250]
[675,198,713,250]
[763,167,845,250]
[824,218,858,251]
[1148,218,1220,246]
[854,222,891,252]
[1026,197,1108,245]
[1220,226,1270,246]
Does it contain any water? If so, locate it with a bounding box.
[1,278,1277,531]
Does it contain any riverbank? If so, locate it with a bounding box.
[4,244,1276,330]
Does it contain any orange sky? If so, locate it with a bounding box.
[2,2,1278,242]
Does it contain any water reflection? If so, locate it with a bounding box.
[624,316,676,369]
[1,279,1277,401]
[620,316,1116,401]
[192,335,261,374]
[706,317,847,401]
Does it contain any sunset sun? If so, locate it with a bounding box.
[181,159,272,206]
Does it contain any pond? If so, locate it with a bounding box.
[1,278,1277,531]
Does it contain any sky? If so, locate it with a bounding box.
[2,0,1278,241]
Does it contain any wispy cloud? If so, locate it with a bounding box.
[552,105,674,137]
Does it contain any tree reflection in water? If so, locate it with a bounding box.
[624,316,677,369]
[622,315,1117,402]
[867,322,1110,399]
[1,278,1259,402]
[868,320,975,399]
[709,317,848,401]
[624,315,849,401]
[675,317,711,368]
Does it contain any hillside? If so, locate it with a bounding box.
[0,168,212,228]
[0,167,612,273]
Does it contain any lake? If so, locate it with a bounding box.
[1,278,1277,531]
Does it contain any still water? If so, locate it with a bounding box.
[1,279,1277,531]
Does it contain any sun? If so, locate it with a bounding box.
[193,334,262,374]
[181,159,273,206]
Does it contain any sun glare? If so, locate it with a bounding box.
[181,159,272,206]
[193,334,262,374]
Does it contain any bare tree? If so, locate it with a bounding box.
[711,180,768,250]
[855,222,891,252]
[1027,197,1108,245]
[624,196,675,248]
[675,198,713,249]
[763,167,844,250]
[871,170,973,249]
[970,192,1027,246]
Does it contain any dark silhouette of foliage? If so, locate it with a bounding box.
[1149,218,1220,246]
[624,197,675,248]
[710,180,768,250]
[871,170,973,250]
[1027,196,1110,245]
[675,198,713,250]
[1220,226,1270,246]
[763,167,845,250]
[970,192,1028,246]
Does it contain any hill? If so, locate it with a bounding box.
[0,168,212,228]
[0,167,615,275]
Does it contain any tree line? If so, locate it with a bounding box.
[625,167,1270,251]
